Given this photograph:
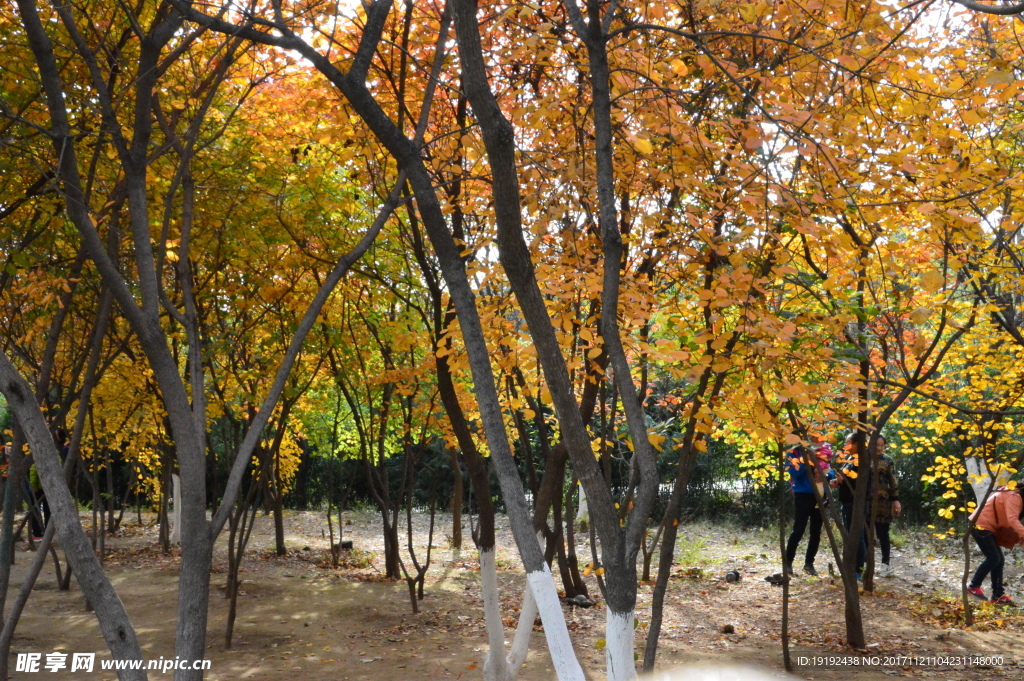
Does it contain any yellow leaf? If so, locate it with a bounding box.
[919,269,944,294]
[961,109,984,126]
[985,71,1013,86]
[635,138,654,155]
[912,334,929,358]
[909,307,932,325]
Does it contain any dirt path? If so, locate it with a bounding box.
[7,511,1024,680]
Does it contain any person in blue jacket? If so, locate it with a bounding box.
[784,437,833,576]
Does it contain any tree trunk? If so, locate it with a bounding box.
[778,444,792,672]
[448,448,463,552]
[0,355,148,679]
[643,444,701,671]
[380,511,402,581]
[479,549,509,681]
[158,462,170,552]
[225,481,260,650]
[18,3,394,677]
[268,404,293,557]
[0,436,28,621]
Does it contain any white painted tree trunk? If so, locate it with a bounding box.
[480,549,509,681]
[525,566,582,681]
[169,472,181,545]
[966,457,1012,506]
[605,608,637,681]
[479,544,583,681]
[504,578,537,680]
[478,548,552,681]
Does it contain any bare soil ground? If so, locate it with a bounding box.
[8,510,1024,680]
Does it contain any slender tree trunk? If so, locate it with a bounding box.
[642,444,701,671]
[225,481,259,649]
[778,444,792,672]
[0,436,29,624]
[158,459,170,552]
[105,450,117,534]
[448,448,463,552]
[268,404,293,556]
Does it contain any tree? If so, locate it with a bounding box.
[7,2,399,675]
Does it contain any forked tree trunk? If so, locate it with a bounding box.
[413,175,544,676]
[18,6,401,678]
[454,2,663,676]
[225,489,259,649]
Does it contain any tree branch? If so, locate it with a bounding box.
[949,0,1024,14]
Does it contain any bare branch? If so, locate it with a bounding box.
[949,0,1024,15]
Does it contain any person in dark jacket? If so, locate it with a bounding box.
[834,432,903,577]
[872,442,901,574]
[784,438,833,576]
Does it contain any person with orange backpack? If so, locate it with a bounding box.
[966,485,1024,606]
